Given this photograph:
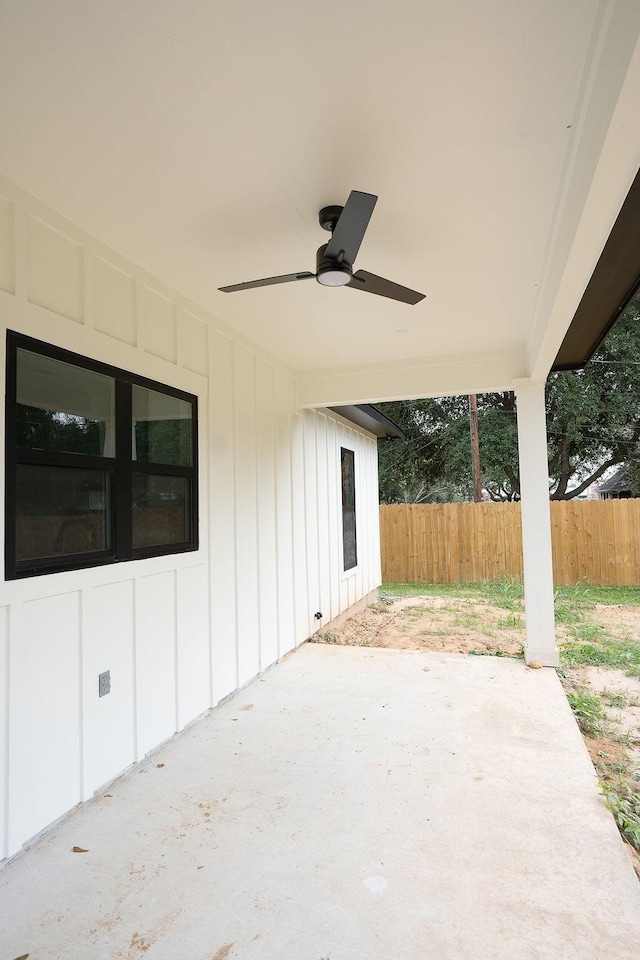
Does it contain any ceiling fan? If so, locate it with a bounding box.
[218,190,425,305]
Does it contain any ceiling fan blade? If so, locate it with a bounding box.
[347,269,426,305]
[325,191,377,264]
[219,271,315,293]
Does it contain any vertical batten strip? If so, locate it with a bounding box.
[251,348,261,675]
[173,569,180,732]
[230,342,240,689]
[233,344,260,683]
[131,578,140,762]
[271,364,281,660]
[78,589,86,801]
[0,607,9,859]
[326,414,337,621]
[291,411,308,645]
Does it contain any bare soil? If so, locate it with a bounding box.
[313,596,526,656]
[590,603,640,636]
[311,593,640,878]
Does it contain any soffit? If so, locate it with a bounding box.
[0,1,638,387]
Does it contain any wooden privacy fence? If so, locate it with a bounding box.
[379,499,640,587]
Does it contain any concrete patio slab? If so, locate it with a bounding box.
[2,644,639,959]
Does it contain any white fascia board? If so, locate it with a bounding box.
[296,349,528,408]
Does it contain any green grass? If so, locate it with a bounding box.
[468,649,508,657]
[497,612,523,629]
[380,579,526,609]
[563,584,640,605]
[560,638,640,674]
[597,756,631,780]
[400,604,439,618]
[573,621,609,642]
[382,580,640,607]
[480,579,524,611]
[566,688,606,737]
[380,582,483,600]
[601,689,640,709]
[551,585,640,673]
[452,610,481,628]
[601,781,640,851]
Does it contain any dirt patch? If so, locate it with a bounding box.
[311,596,525,658]
[578,667,640,770]
[590,603,640,636]
[583,734,630,770]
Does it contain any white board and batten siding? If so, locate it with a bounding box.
[0,176,381,859]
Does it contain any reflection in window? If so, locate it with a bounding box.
[132,474,190,549]
[16,348,115,457]
[132,385,193,466]
[341,446,357,571]
[15,464,110,561]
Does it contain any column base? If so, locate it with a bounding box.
[524,644,560,668]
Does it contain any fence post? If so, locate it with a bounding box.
[515,380,559,666]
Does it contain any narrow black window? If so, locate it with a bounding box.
[5,332,198,578]
[341,446,357,571]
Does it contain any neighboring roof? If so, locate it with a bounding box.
[329,404,404,439]
[598,469,631,494]
[553,166,640,371]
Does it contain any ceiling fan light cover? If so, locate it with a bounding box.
[316,266,352,287]
[315,242,352,286]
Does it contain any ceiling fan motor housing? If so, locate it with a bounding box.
[315,243,353,286]
[319,204,344,233]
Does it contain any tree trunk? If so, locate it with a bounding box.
[469,393,482,502]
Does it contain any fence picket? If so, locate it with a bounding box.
[379,500,640,586]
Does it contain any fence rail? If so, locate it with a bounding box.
[379,499,640,586]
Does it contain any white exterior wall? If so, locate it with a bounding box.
[0,178,381,859]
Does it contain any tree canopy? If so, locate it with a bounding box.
[377,291,640,503]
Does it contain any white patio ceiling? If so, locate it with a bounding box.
[1,1,639,404]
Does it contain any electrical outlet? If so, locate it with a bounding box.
[98,670,111,697]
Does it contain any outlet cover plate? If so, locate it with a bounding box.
[98,670,111,697]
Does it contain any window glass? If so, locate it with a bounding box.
[15,464,111,562]
[132,385,193,466]
[7,333,197,578]
[341,447,357,571]
[16,348,115,457]
[132,474,191,549]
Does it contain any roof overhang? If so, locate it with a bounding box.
[329,404,404,439]
[553,166,640,371]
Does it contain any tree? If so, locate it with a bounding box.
[377,291,640,502]
[16,405,106,456]
[377,398,469,503]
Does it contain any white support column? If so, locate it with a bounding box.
[515,380,559,667]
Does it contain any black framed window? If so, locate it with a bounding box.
[341,446,357,571]
[5,332,198,578]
